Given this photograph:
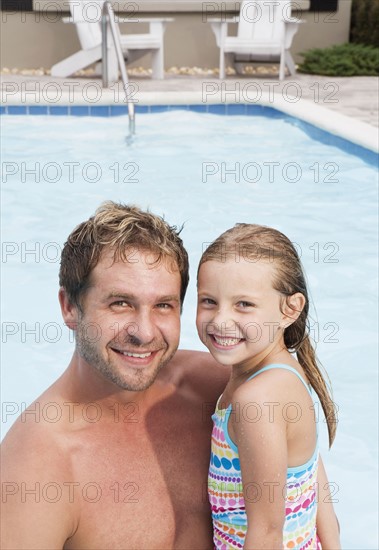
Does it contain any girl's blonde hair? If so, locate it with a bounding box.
[199,223,337,447]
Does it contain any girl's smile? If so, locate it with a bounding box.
[197,258,288,371]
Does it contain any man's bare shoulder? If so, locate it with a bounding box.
[1,391,79,547]
[1,373,80,479]
[2,394,72,477]
[167,349,229,401]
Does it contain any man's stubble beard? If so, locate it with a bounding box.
[75,318,177,392]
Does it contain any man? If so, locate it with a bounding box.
[1,201,228,549]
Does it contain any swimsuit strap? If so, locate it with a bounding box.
[246,364,312,396]
[245,363,319,451]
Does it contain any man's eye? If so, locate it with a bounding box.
[156,303,172,309]
[112,301,130,307]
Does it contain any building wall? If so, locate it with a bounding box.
[0,1,352,70]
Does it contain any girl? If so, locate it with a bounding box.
[196,224,340,550]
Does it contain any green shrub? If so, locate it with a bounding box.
[298,43,379,76]
[350,0,379,47]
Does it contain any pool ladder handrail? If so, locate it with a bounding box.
[101,1,135,135]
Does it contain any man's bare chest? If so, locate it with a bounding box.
[64,406,213,549]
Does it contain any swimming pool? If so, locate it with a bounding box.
[1,110,378,548]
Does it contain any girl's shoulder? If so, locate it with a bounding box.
[231,362,311,406]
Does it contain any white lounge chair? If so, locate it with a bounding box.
[51,0,172,81]
[209,0,302,80]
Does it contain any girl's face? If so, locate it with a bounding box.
[196,258,288,369]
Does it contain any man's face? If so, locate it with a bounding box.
[75,249,182,391]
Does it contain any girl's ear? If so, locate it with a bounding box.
[59,288,79,331]
[281,293,306,328]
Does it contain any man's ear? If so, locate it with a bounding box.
[59,288,79,331]
[281,292,306,328]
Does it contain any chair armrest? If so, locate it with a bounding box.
[207,17,238,23]
[62,15,174,24]
[283,17,305,24]
[284,20,303,48]
[284,20,305,29]
[116,17,174,23]
[209,19,236,47]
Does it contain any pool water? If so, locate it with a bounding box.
[1,112,378,548]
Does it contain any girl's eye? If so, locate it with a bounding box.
[237,301,254,308]
[200,298,216,306]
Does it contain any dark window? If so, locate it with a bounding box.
[1,0,33,10]
[309,0,339,11]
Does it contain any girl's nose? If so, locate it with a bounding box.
[212,305,232,323]
[208,309,236,335]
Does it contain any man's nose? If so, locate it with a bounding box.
[129,309,157,345]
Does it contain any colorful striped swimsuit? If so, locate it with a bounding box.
[208,364,321,550]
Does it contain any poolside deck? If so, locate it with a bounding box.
[1,72,378,127]
[124,73,379,128]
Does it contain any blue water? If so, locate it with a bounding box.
[1,112,378,548]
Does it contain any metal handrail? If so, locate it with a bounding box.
[101,1,135,135]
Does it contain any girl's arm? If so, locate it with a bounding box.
[316,455,341,549]
[232,380,287,549]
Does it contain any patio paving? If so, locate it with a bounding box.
[1,71,378,128]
